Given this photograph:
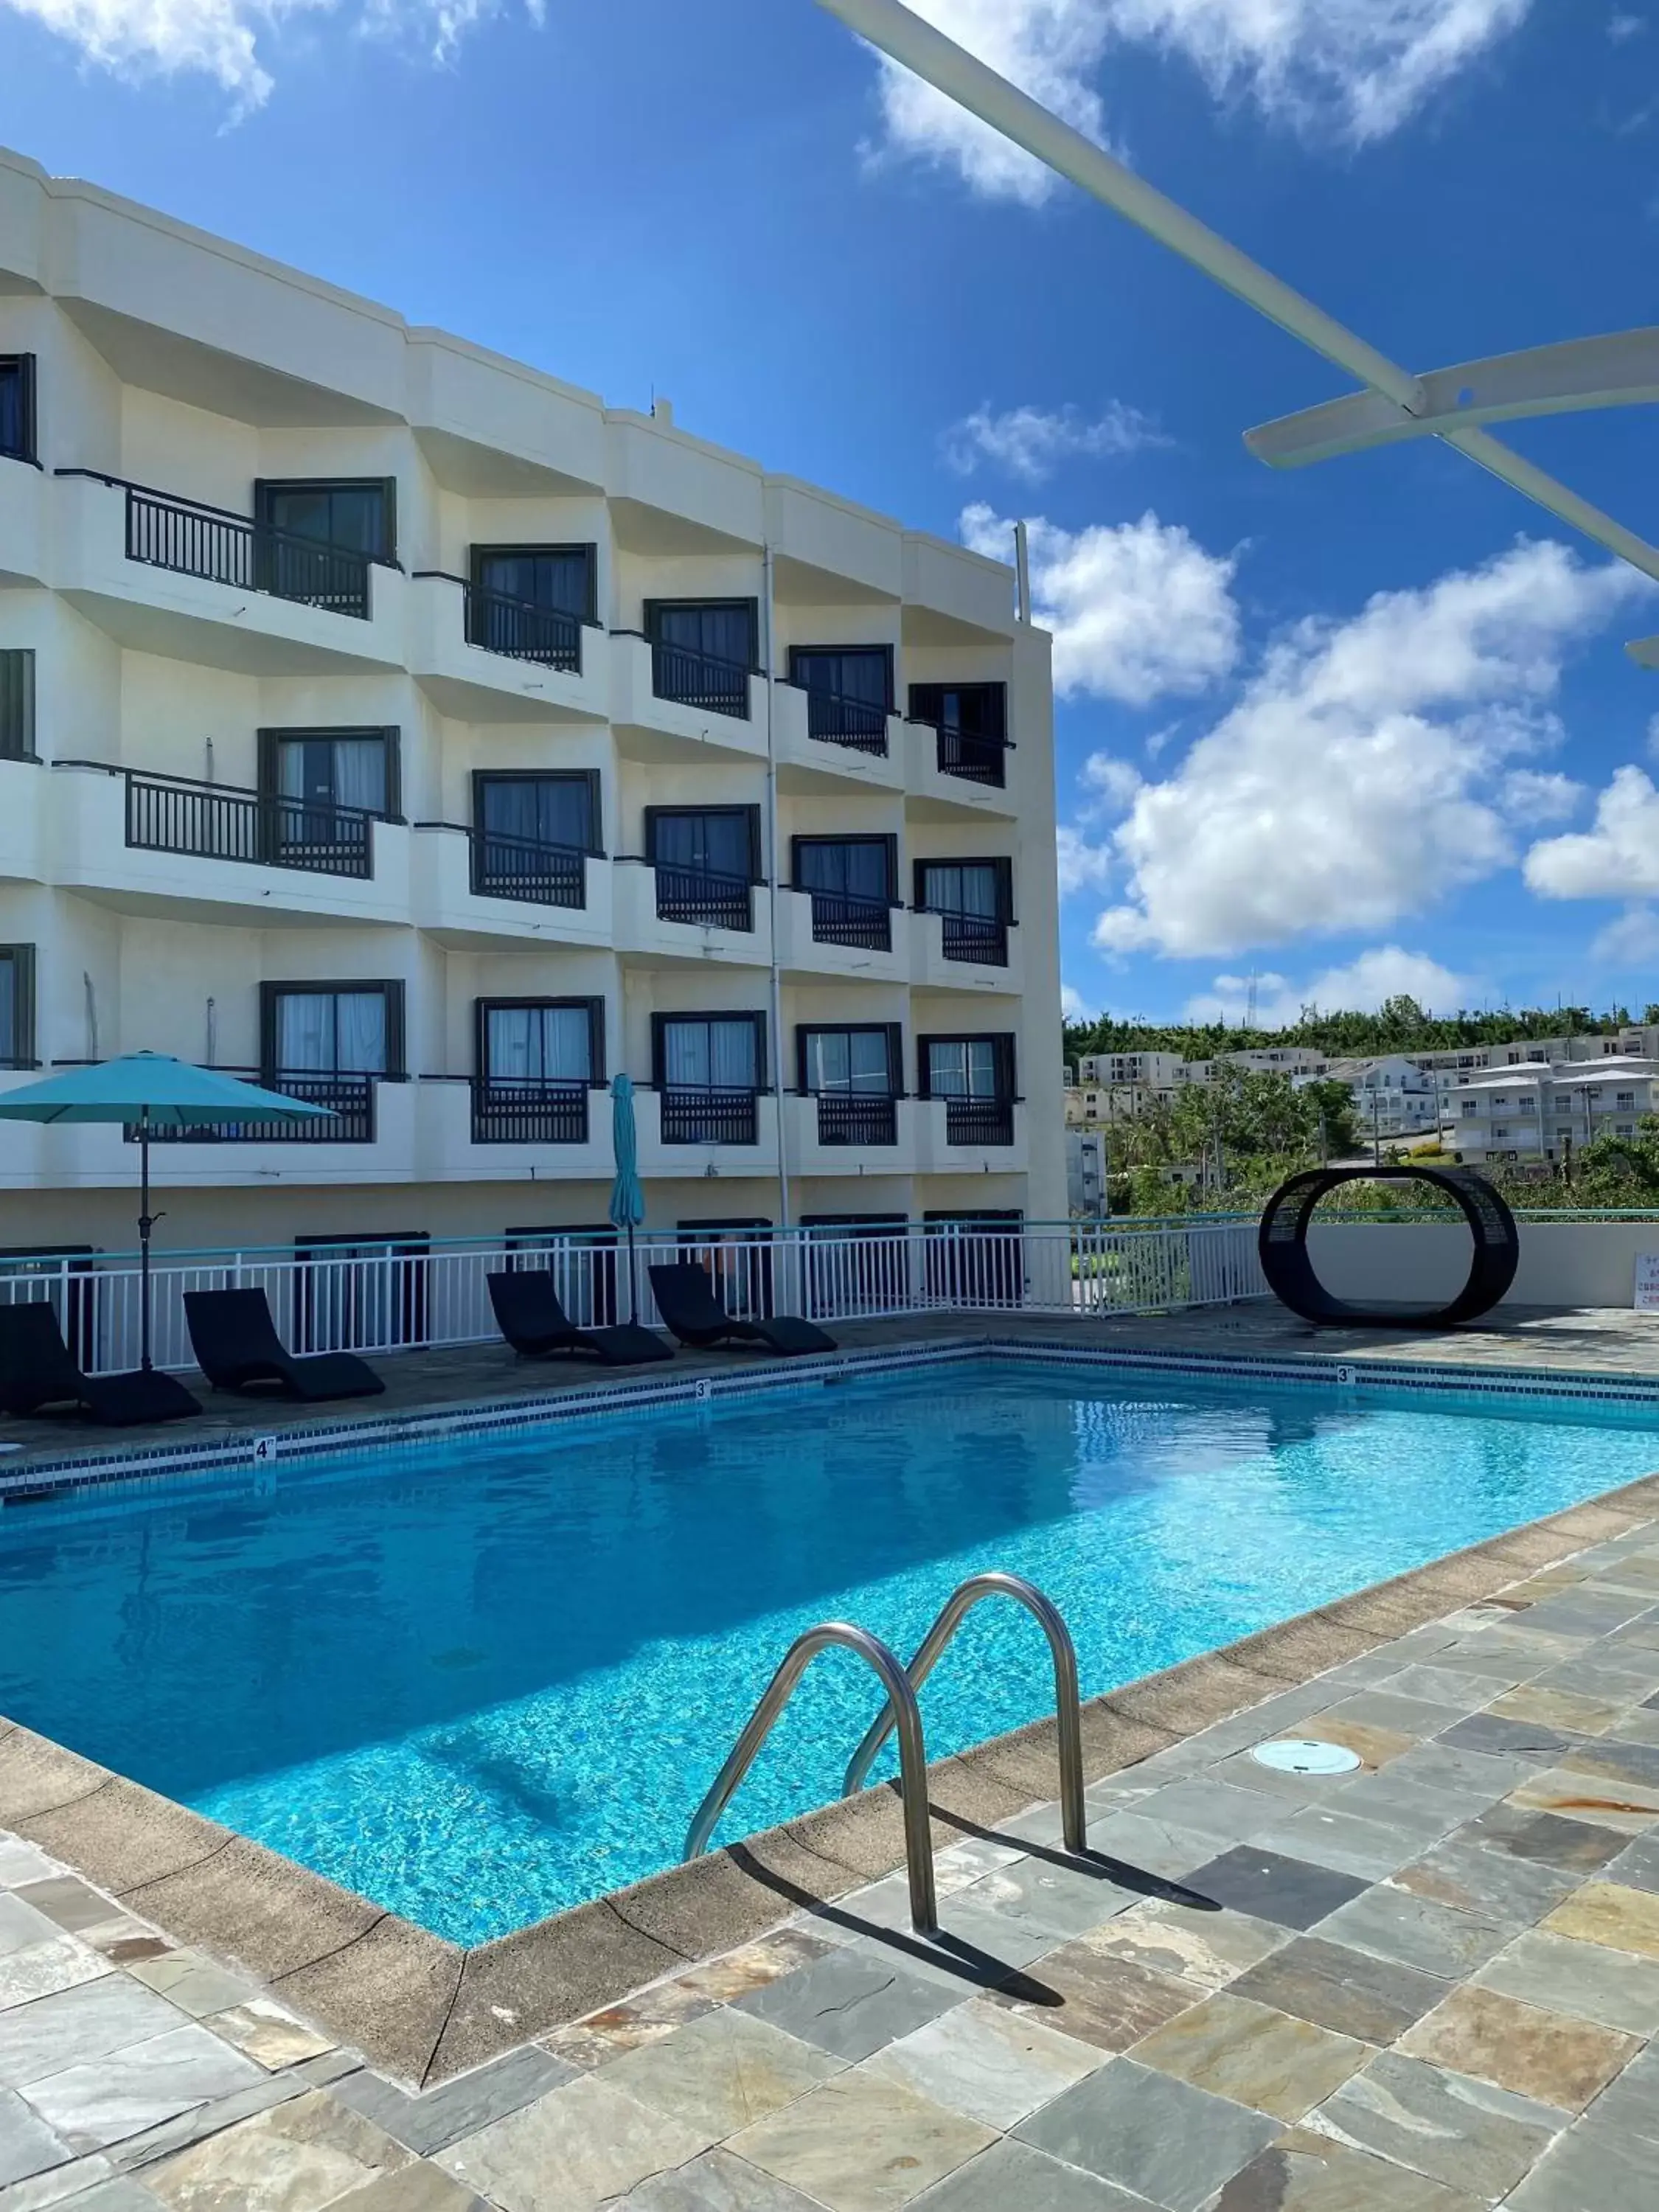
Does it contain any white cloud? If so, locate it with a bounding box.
[1061,983,1096,1021]
[960,502,1239,705]
[1091,539,1646,959]
[942,400,1167,484]
[1185,947,1470,1026]
[1609,11,1646,41]
[1525,765,1659,901]
[1056,824,1114,897]
[1593,906,1659,966]
[1500,769,1582,826]
[0,0,520,104]
[865,1,1534,201]
[1081,752,1145,813]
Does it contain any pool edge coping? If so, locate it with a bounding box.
[4,1450,1656,2087]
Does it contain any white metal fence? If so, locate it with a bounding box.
[0,1219,1269,1377]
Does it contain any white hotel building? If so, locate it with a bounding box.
[0,148,1063,1270]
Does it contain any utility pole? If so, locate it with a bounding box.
[1371,1088,1382,1170]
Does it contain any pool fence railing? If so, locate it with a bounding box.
[0,1217,1270,1377]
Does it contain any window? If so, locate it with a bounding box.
[920,1032,1016,1144]
[799,1024,901,1146]
[788,645,892,751]
[653,1012,766,1144]
[479,998,601,1086]
[909,681,1007,786]
[0,651,35,761]
[1493,1125,1509,1140]
[261,982,403,1079]
[1618,1122,1636,1137]
[646,807,760,929]
[473,998,601,1144]
[0,355,35,465]
[254,479,396,563]
[476,772,597,853]
[471,545,595,623]
[0,946,35,1068]
[793,836,897,951]
[1618,1091,1637,1110]
[295,1233,428,1352]
[645,599,757,718]
[260,728,396,818]
[1518,1097,1537,1113]
[915,858,1013,965]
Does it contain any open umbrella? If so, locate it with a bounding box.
[608,1073,647,1326]
[0,1054,333,1369]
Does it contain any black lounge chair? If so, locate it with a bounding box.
[184,1288,385,1402]
[487,1270,672,1367]
[0,1302,201,1426]
[647,1262,836,1357]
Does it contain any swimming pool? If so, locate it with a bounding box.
[1,1357,1655,1945]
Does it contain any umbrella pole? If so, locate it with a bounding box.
[138,1107,154,1371]
[627,1220,639,1326]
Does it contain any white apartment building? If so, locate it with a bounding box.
[1075,1049,1185,1093]
[1411,1029,1659,1116]
[0,148,1063,1265]
[1182,1048,1329,1085]
[1302,1056,1440,1144]
[1449,1058,1659,1166]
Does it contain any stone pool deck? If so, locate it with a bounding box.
[4,1481,1659,2207]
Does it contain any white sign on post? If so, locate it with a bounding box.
[1635,1255,1659,1312]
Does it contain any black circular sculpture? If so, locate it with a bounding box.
[1258,1166,1520,1329]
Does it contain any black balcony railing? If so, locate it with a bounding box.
[114,481,374,619]
[944,1096,1015,1147]
[803,886,892,952]
[815,1092,898,1147]
[136,1072,376,1145]
[932,723,1008,789]
[660,1088,759,1145]
[652,638,751,720]
[938,912,1009,966]
[654,863,754,931]
[798,684,889,755]
[470,827,587,908]
[462,583,582,672]
[125,770,375,880]
[471,1079,590,1144]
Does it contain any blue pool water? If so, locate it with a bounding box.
[2,1358,1657,1945]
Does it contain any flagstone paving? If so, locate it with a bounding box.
[4,1528,1659,2206]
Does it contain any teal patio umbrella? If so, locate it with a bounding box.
[0,1054,333,1369]
[608,1073,647,1325]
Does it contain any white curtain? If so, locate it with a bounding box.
[276,992,332,1071]
[277,737,386,815]
[487,1005,589,1082]
[928,1040,995,1098]
[807,1031,889,1095]
[666,1018,757,1090]
[335,992,386,1073]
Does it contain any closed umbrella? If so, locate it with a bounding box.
[0,1054,333,1369]
[608,1073,647,1325]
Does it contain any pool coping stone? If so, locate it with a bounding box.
[4,1440,1657,2087]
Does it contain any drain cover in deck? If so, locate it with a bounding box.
[1251,1737,1361,1775]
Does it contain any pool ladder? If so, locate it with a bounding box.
[683,1573,1088,1935]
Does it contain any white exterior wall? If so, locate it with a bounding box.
[0,147,1062,1252]
[1306,1220,1659,1312]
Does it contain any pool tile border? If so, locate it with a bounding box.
[4,1459,1658,2087]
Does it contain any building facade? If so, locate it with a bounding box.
[1304,1056,1441,1144]
[0,148,1064,1261]
[1449,1058,1659,1166]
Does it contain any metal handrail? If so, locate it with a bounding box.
[684,1620,938,1933]
[843,1573,1086,1855]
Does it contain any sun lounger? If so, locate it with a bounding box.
[0,1301,201,1425]
[184,1288,385,1402]
[487,1270,672,1366]
[647,1261,836,1356]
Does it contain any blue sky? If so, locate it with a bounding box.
[2,0,1657,1026]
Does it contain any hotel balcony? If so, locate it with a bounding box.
[909,907,1022,994]
[407,572,608,724]
[904,720,1018,823]
[774,885,907,984]
[413,1079,616,1183]
[48,760,414,928]
[410,822,613,951]
[0,1072,419,1190]
[608,631,769,768]
[771,680,905,798]
[613,858,771,969]
[785,1091,918,1176]
[0,450,46,587]
[50,472,407,677]
[913,1096,1026,1174]
[633,1085,780,1179]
